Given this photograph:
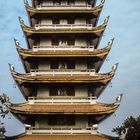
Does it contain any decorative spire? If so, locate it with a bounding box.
[8,64,15,74]
[104,16,110,25]
[105,38,115,50]
[115,94,123,105]
[14,38,20,47]
[108,38,115,46]
[18,17,24,25]
[101,0,105,4]
[24,0,28,5]
[111,63,119,74]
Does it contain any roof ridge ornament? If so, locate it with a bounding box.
[111,63,119,73]
[24,0,28,5]
[106,38,115,49]
[101,0,105,4]
[18,17,24,25]
[8,64,16,74]
[108,38,115,46]
[104,16,110,25]
[14,38,20,47]
[115,94,123,105]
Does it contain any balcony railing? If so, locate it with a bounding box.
[27,127,98,135]
[30,69,96,76]
[35,24,93,30]
[36,4,93,10]
[32,45,95,51]
[28,97,97,105]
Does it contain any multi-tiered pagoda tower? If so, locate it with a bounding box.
[1,0,122,139]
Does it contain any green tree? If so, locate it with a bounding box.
[112,115,140,140]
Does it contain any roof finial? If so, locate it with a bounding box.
[24,0,28,5]
[115,94,123,105]
[108,38,115,46]
[8,64,15,73]
[101,0,105,4]
[112,63,119,73]
[14,38,20,46]
[18,17,24,25]
[104,16,110,25]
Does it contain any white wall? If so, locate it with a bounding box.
[35,116,88,128]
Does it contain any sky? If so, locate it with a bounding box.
[0,0,140,137]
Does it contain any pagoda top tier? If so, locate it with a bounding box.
[25,0,105,14]
[25,0,105,28]
[31,0,98,8]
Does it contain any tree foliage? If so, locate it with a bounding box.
[112,115,140,140]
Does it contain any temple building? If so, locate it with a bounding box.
[0,0,122,139]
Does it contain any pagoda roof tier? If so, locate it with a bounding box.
[24,34,105,50]
[15,38,113,73]
[16,134,108,140]
[9,63,118,85]
[19,17,108,50]
[25,0,104,15]
[14,54,110,74]
[6,94,122,115]
[19,16,109,35]
[15,38,113,58]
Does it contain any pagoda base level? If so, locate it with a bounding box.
[16,134,108,140]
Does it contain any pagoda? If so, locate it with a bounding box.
[0,0,122,139]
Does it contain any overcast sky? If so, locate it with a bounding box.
[0,0,140,137]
